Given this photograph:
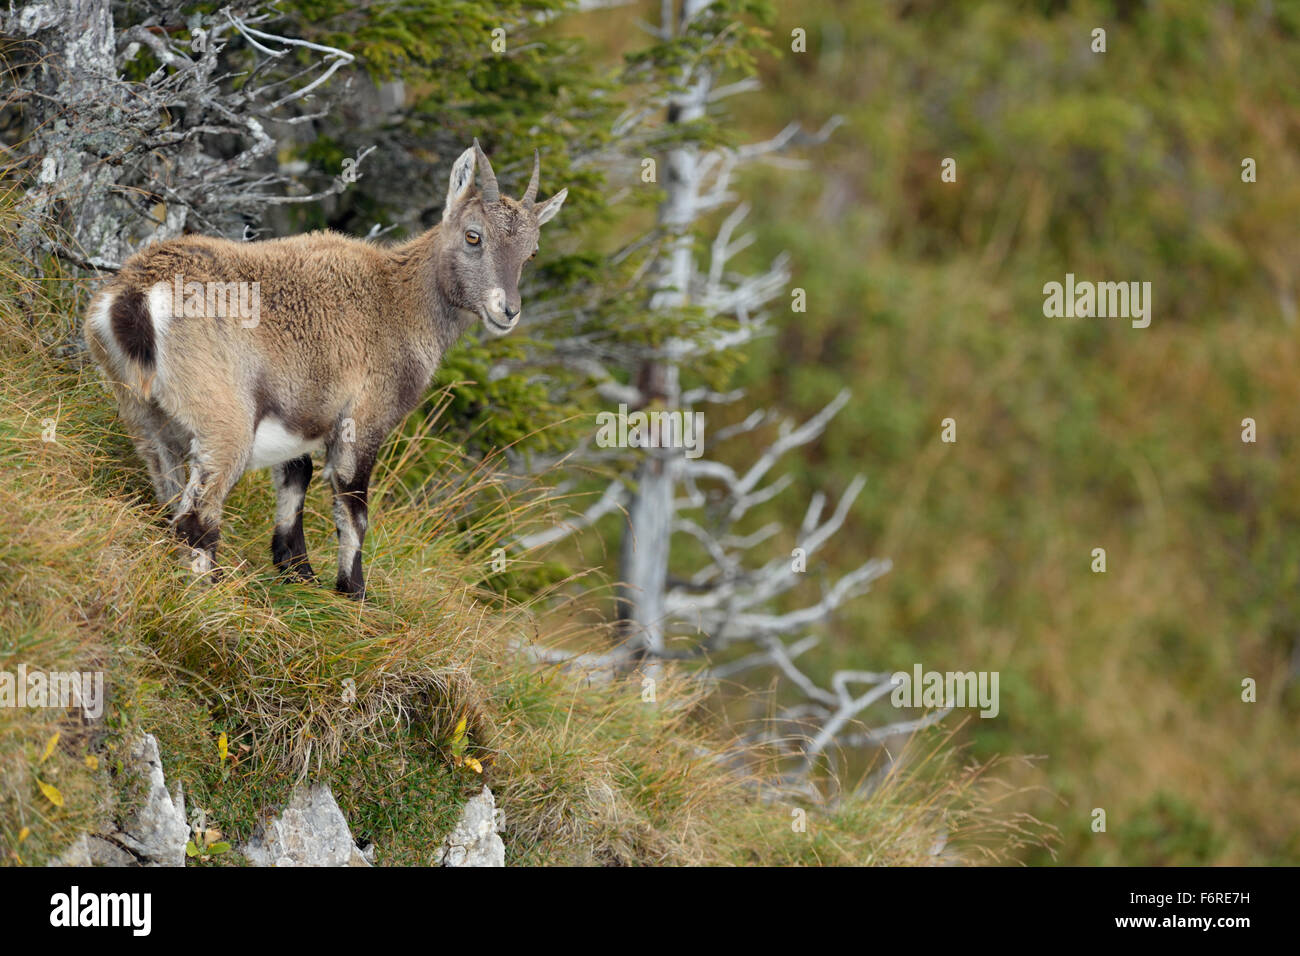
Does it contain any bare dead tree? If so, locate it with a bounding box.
[510,0,915,784]
[1,0,372,273]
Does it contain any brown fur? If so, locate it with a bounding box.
[84,142,567,598]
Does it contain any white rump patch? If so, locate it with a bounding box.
[148,282,175,340]
[87,293,117,363]
[248,418,323,471]
[88,284,174,373]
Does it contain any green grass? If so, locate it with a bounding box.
[0,255,1049,866]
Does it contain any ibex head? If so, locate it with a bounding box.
[438,139,567,336]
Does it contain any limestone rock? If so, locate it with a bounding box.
[50,833,135,867]
[50,733,188,867]
[85,835,138,867]
[112,733,189,866]
[435,786,505,867]
[51,834,94,867]
[244,784,371,867]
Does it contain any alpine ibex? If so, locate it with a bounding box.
[85,141,566,598]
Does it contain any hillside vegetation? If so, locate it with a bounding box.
[719,0,1300,864]
[0,229,1048,865]
[547,0,1300,866]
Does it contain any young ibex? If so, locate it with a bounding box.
[85,141,566,598]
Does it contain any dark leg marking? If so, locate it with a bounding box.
[271,454,315,582]
[339,550,364,600]
[174,509,219,573]
[333,469,371,600]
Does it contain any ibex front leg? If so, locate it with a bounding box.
[326,436,375,600]
[271,455,315,581]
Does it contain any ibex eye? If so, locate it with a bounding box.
[528,250,537,260]
[465,231,480,245]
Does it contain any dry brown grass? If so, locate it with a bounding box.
[0,192,1051,867]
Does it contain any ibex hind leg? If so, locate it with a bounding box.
[110,383,189,514]
[270,454,315,582]
[132,432,184,513]
[152,411,192,516]
[172,428,251,578]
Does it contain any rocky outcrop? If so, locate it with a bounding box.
[50,734,510,868]
[244,784,371,867]
[51,733,188,867]
[114,734,189,865]
[54,833,139,867]
[435,786,505,867]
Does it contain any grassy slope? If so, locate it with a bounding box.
[0,261,1051,865]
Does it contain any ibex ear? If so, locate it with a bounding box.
[534,187,568,226]
[443,145,477,221]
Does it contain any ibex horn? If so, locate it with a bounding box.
[522,150,540,207]
[473,138,499,203]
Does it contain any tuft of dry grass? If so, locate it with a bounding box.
[0,196,1051,867]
